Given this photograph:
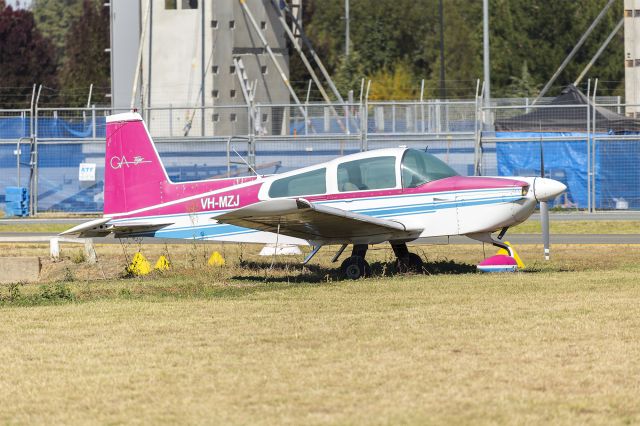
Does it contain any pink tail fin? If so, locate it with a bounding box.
[104,112,168,215]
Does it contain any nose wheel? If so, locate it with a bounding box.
[339,244,371,279]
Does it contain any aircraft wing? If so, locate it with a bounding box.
[214,198,422,243]
[60,218,171,238]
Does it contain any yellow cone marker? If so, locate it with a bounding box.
[496,241,525,269]
[208,251,226,267]
[155,255,171,271]
[127,252,151,276]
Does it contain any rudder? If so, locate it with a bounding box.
[104,112,168,215]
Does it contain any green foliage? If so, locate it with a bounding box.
[369,62,418,100]
[58,0,110,105]
[333,51,366,97]
[298,0,624,99]
[70,249,86,264]
[506,62,540,98]
[0,4,57,107]
[32,0,83,59]
[0,282,75,306]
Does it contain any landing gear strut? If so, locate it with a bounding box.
[340,244,371,279]
[392,242,424,273]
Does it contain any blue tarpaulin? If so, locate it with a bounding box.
[496,132,640,209]
[0,117,106,139]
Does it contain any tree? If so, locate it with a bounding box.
[507,62,540,98]
[369,62,418,100]
[58,0,110,105]
[0,3,57,107]
[333,50,366,97]
[32,0,83,62]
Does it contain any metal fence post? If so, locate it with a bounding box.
[169,104,173,137]
[473,80,481,175]
[392,102,396,133]
[592,79,598,212]
[586,79,591,213]
[91,105,96,139]
[31,85,42,216]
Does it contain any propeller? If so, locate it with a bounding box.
[539,137,550,261]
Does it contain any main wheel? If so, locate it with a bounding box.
[340,256,371,280]
[395,252,424,273]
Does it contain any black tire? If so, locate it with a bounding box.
[395,252,424,273]
[340,256,371,280]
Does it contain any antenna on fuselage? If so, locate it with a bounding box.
[233,149,259,177]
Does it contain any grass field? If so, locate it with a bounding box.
[1,242,640,424]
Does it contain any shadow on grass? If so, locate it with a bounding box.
[231,258,478,284]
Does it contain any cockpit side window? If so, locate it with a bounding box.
[268,168,327,198]
[401,149,458,188]
[337,156,396,192]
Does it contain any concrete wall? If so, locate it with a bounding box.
[110,0,140,111]
[0,257,41,284]
[126,0,291,137]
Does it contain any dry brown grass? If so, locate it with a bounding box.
[1,242,640,424]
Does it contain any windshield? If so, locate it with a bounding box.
[401,149,458,188]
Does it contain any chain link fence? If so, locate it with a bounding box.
[1,93,639,213]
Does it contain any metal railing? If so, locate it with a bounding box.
[0,83,638,213]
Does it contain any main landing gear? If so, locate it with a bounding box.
[391,243,424,273]
[339,244,372,280]
[331,242,424,279]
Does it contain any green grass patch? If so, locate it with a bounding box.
[0,223,78,233]
[511,220,640,234]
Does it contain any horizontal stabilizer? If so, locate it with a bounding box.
[59,218,112,237]
[60,218,171,238]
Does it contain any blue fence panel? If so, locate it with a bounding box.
[0,116,107,139]
[594,139,640,210]
[0,117,30,139]
[495,132,589,209]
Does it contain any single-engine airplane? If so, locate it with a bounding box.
[63,112,566,279]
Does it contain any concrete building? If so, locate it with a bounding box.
[111,0,293,136]
[625,0,640,116]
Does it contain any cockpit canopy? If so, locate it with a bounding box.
[267,148,458,198]
[400,149,458,188]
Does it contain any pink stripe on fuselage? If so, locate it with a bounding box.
[111,175,525,220]
[306,176,527,202]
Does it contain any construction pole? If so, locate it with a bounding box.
[438,0,446,99]
[238,0,307,120]
[130,0,151,110]
[482,0,490,108]
[574,18,623,86]
[534,0,616,104]
[269,1,332,105]
[200,0,205,136]
[269,0,346,131]
[345,0,350,57]
[279,0,345,103]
